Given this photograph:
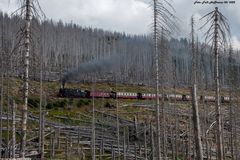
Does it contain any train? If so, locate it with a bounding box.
[58,87,230,103]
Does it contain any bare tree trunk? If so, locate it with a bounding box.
[21,0,32,157]
[51,130,55,159]
[134,116,138,160]
[65,135,69,160]
[191,16,203,160]
[144,123,147,160]
[116,78,120,160]
[160,27,167,160]
[57,127,61,150]
[41,95,46,159]
[11,99,16,159]
[78,127,80,155]
[123,127,127,160]
[213,7,224,160]
[0,53,3,159]
[153,1,161,159]
[234,98,238,159]
[0,16,4,160]
[91,80,96,160]
[170,127,174,160]
[187,113,191,159]
[229,91,234,160]
[151,123,155,160]
[112,143,115,160]
[6,67,10,158]
[39,54,44,159]
[173,60,178,160]
[228,45,234,160]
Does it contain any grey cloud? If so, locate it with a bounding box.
[0,0,239,48]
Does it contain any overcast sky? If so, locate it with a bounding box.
[0,0,239,49]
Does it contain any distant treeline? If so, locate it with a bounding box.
[0,11,239,89]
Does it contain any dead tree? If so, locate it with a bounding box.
[150,123,155,160]
[144,123,147,159]
[91,80,96,160]
[200,7,231,160]
[21,0,31,156]
[115,78,120,159]
[151,1,177,159]
[0,51,3,159]
[123,127,127,160]
[172,58,179,159]
[11,99,16,159]
[12,0,45,156]
[6,60,10,158]
[0,17,4,159]
[190,16,203,160]
[228,45,236,159]
[39,45,44,159]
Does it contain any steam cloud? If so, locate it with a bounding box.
[62,55,121,84]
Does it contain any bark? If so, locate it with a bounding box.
[0,55,3,159]
[153,0,161,159]
[11,99,16,159]
[39,54,44,159]
[214,7,224,160]
[134,116,138,160]
[0,20,3,157]
[144,123,148,160]
[116,79,120,160]
[91,81,96,160]
[123,127,127,160]
[151,124,155,160]
[6,69,10,158]
[65,135,69,160]
[191,16,203,160]
[173,60,179,160]
[21,0,32,157]
[228,46,234,160]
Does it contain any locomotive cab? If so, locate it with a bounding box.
[182,95,187,101]
[163,94,169,101]
[137,93,142,99]
[110,91,117,99]
[221,96,224,103]
[85,90,91,98]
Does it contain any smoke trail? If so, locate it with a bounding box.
[62,55,120,84]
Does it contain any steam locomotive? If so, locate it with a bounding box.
[58,88,230,103]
